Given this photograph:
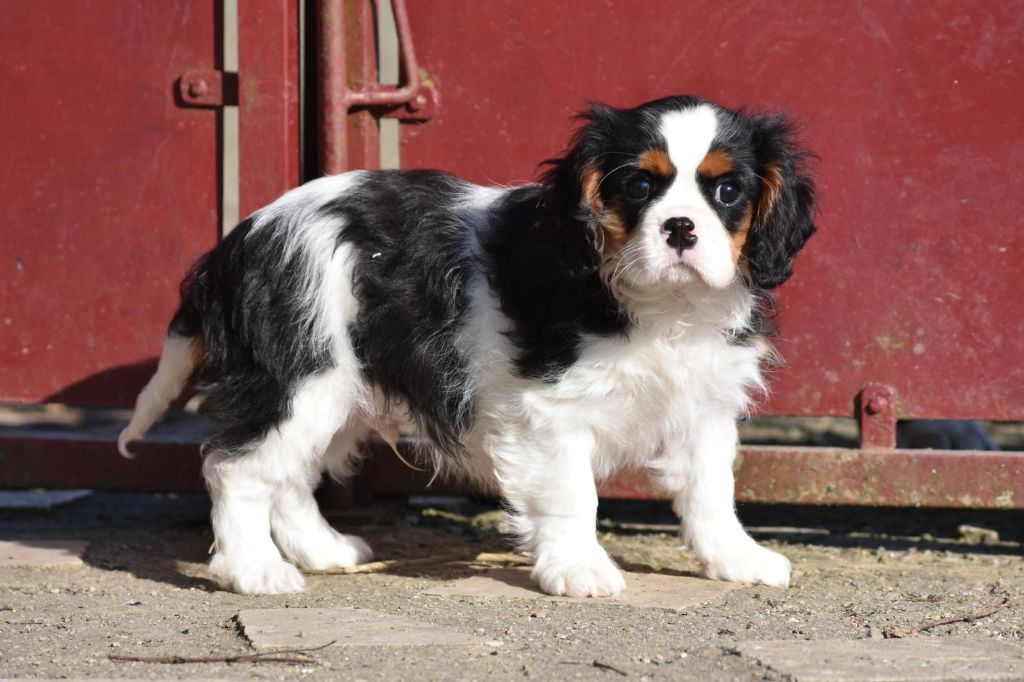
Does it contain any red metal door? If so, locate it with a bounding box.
[0,1,299,490]
[0,1,222,405]
[0,0,299,407]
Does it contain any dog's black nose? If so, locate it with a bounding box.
[663,217,697,255]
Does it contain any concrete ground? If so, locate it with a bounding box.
[1,491,1023,681]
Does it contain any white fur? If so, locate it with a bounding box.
[463,267,781,595]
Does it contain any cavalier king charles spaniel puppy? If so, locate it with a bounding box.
[120,95,816,596]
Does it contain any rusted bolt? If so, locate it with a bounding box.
[187,79,209,99]
[865,396,888,415]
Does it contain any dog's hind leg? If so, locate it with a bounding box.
[270,417,374,571]
[204,368,367,593]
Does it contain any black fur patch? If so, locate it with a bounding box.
[481,186,630,380]
[169,215,334,451]
[324,170,479,452]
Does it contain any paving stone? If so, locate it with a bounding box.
[423,566,741,612]
[237,607,489,650]
[0,539,87,568]
[736,638,1024,681]
[0,489,92,510]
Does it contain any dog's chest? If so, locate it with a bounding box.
[529,329,760,437]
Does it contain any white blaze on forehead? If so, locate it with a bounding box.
[658,105,719,175]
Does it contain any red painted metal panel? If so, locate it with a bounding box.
[238,0,301,217]
[398,1,1024,422]
[0,0,221,405]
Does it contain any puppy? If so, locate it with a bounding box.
[119,95,816,596]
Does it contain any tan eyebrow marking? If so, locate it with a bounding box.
[698,148,734,177]
[637,148,674,177]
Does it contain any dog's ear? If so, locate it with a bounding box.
[541,102,620,277]
[744,115,817,289]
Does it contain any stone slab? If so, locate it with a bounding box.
[0,489,92,510]
[0,539,87,568]
[423,567,741,612]
[237,607,488,651]
[736,638,1024,682]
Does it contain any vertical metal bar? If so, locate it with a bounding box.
[317,0,347,175]
[319,0,395,176]
[238,0,301,216]
[343,0,381,171]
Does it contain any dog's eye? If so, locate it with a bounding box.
[626,177,650,201]
[714,181,741,206]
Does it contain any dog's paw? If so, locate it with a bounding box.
[209,554,305,595]
[532,545,626,598]
[293,532,374,571]
[701,542,791,588]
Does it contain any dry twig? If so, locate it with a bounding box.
[108,640,335,665]
[884,597,1010,638]
[560,659,629,676]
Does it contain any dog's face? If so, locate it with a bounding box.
[546,96,816,291]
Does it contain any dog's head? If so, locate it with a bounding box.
[543,96,816,291]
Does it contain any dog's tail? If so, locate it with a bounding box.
[117,334,199,458]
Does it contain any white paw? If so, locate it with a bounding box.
[532,545,626,598]
[701,542,791,588]
[294,532,374,571]
[209,554,306,595]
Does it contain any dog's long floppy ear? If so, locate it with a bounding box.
[541,102,620,277]
[745,115,817,289]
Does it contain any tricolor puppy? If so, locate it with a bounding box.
[120,95,816,596]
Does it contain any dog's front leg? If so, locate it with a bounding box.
[493,429,625,598]
[652,414,791,588]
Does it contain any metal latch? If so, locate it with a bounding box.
[327,0,436,122]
